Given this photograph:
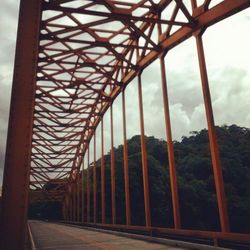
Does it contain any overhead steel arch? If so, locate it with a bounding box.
[31,0,250,197]
[1,0,250,249]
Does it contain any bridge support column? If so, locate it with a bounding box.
[122,90,131,225]
[159,56,181,229]
[110,105,116,224]
[68,195,71,221]
[93,133,97,223]
[194,31,230,232]
[81,161,85,223]
[137,74,151,228]
[72,189,74,221]
[71,193,74,221]
[77,172,80,222]
[101,120,106,224]
[64,194,70,221]
[0,0,42,249]
[73,183,77,221]
[87,147,90,223]
[62,200,67,221]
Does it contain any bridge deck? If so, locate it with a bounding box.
[29,221,187,250]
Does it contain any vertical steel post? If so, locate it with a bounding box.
[63,197,67,221]
[87,147,90,223]
[190,0,197,10]
[101,119,106,224]
[73,183,76,221]
[159,56,181,229]
[63,200,67,221]
[93,132,97,223]
[64,199,67,221]
[62,201,66,221]
[195,32,230,232]
[68,195,71,221]
[137,74,151,228]
[0,0,42,249]
[68,192,71,221]
[70,195,73,221]
[65,194,69,221]
[110,104,116,224]
[67,196,70,221]
[77,172,80,222]
[82,160,85,223]
[122,90,131,225]
[71,193,74,221]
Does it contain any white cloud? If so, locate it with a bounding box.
[0,1,250,181]
[0,0,19,184]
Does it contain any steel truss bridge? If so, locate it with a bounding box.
[1,0,250,249]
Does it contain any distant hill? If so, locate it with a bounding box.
[29,125,250,233]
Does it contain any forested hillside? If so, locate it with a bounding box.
[29,125,250,233]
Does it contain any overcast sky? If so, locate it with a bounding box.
[0,1,250,183]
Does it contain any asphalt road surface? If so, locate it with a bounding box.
[29,221,187,250]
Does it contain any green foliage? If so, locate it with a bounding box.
[29,125,250,233]
[173,125,250,232]
[29,201,62,220]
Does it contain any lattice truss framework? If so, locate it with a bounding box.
[30,0,249,201]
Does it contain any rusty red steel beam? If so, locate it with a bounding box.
[73,184,76,221]
[69,195,72,221]
[110,104,116,224]
[137,74,151,228]
[0,0,42,249]
[93,131,97,223]
[122,90,131,225]
[43,3,189,26]
[101,119,106,224]
[77,172,80,222]
[87,146,90,223]
[81,159,85,223]
[37,2,176,145]
[64,194,69,220]
[66,189,70,220]
[71,192,74,221]
[41,36,155,51]
[195,31,230,232]
[190,0,230,233]
[122,0,250,83]
[159,56,181,229]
